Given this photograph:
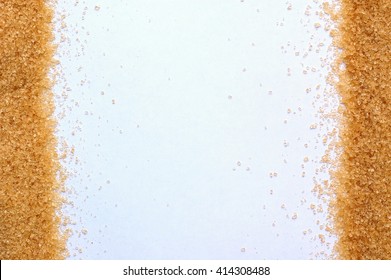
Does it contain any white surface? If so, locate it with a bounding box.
[55,0,334,259]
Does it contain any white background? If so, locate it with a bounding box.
[55,0,336,259]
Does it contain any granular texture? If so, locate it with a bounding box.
[332,0,391,259]
[0,1,66,259]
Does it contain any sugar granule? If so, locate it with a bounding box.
[329,0,391,260]
[0,1,67,259]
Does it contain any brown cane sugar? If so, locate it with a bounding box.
[330,0,391,259]
[0,1,67,259]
